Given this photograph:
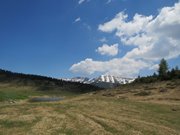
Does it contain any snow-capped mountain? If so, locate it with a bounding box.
[62,77,90,83]
[89,75,135,88]
[62,75,135,88]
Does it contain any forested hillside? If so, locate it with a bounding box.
[0,69,100,92]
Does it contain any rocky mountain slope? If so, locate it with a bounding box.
[62,75,135,88]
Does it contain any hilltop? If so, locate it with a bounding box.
[0,69,101,101]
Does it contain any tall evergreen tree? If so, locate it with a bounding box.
[158,58,168,79]
[175,66,179,71]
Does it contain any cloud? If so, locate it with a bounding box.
[98,12,153,36]
[74,17,81,23]
[78,0,85,4]
[106,0,112,4]
[99,3,180,61]
[78,0,90,5]
[99,37,108,43]
[83,23,91,30]
[96,44,119,56]
[149,64,159,71]
[70,58,149,77]
[70,2,180,77]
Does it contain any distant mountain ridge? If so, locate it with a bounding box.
[0,69,101,93]
[62,75,135,88]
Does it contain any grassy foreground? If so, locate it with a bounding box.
[0,80,180,135]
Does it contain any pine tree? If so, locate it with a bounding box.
[175,66,179,71]
[153,72,157,77]
[158,58,168,80]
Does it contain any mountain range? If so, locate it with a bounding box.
[62,75,135,88]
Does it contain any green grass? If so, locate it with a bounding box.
[0,83,77,102]
[0,120,27,128]
[0,95,179,135]
[0,80,179,134]
[0,86,42,101]
[0,91,28,101]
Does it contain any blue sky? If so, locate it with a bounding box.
[0,0,179,78]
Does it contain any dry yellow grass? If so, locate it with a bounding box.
[0,80,180,135]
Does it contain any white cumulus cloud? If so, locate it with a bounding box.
[99,2,180,61]
[96,44,119,56]
[70,2,180,77]
[70,58,149,77]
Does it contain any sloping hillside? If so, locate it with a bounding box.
[0,80,179,135]
[0,69,101,101]
[96,79,180,104]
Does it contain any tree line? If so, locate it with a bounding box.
[0,69,101,92]
[135,58,180,83]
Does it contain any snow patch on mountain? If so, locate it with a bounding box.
[62,75,135,88]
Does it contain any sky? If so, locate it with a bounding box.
[0,0,180,78]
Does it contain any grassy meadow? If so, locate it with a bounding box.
[0,80,180,135]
